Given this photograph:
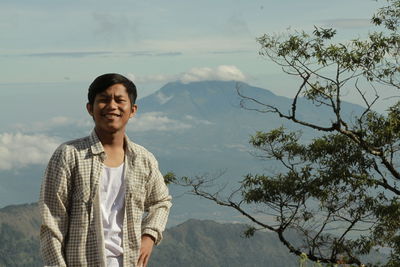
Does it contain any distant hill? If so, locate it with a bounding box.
[150,219,298,267]
[0,203,41,267]
[0,203,388,266]
[0,203,299,267]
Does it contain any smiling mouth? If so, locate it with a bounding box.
[102,113,121,118]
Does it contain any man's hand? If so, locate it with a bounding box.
[137,234,155,267]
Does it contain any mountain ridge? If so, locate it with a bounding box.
[0,202,387,266]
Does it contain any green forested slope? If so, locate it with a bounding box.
[0,203,299,267]
[0,203,387,267]
[150,219,298,267]
[0,203,41,267]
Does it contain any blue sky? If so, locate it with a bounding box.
[0,0,393,173]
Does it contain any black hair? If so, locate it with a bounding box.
[87,73,137,106]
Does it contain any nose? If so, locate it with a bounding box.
[108,98,118,109]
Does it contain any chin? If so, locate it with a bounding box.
[96,125,123,134]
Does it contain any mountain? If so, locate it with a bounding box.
[0,80,366,225]
[0,203,41,267]
[134,80,364,175]
[0,203,299,267]
[131,80,366,224]
[150,219,299,267]
[0,203,388,266]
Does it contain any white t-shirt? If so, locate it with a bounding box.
[100,163,126,261]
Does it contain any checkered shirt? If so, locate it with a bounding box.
[39,130,172,266]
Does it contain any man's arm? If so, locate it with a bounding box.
[39,147,71,267]
[138,153,171,267]
[141,154,172,244]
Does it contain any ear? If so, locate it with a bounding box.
[129,104,138,118]
[86,103,93,116]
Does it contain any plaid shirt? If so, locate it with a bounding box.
[40,131,172,267]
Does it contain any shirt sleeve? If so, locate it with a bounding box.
[39,145,71,267]
[141,154,172,245]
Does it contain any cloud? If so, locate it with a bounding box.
[25,51,110,58]
[128,65,247,85]
[208,50,250,55]
[7,51,182,58]
[180,65,246,83]
[127,73,179,84]
[184,115,213,125]
[129,112,192,132]
[127,51,182,57]
[225,144,248,152]
[321,18,371,29]
[0,133,60,170]
[40,116,72,126]
[156,52,183,57]
[155,92,173,105]
[13,116,92,133]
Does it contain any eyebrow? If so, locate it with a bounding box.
[98,93,126,98]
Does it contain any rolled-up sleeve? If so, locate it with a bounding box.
[141,154,172,245]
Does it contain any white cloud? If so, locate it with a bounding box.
[155,92,173,105]
[13,116,93,133]
[128,65,247,85]
[129,112,192,132]
[49,116,70,124]
[180,65,246,83]
[225,144,248,152]
[127,73,178,85]
[184,115,213,125]
[0,133,60,170]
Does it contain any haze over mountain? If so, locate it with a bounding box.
[0,80,365,225]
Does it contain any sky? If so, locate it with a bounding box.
[0,0,394,173]
[1,0,382,85]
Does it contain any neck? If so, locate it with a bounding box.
[95,128,125,149]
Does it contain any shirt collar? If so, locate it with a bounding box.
[89,129,135,157]
[89,130,105,155]
[123,134,135,157]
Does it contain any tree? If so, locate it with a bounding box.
[171,1,400,266]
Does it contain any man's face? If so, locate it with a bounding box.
[86,83,137,135]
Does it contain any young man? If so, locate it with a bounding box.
[40,73,172,267]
